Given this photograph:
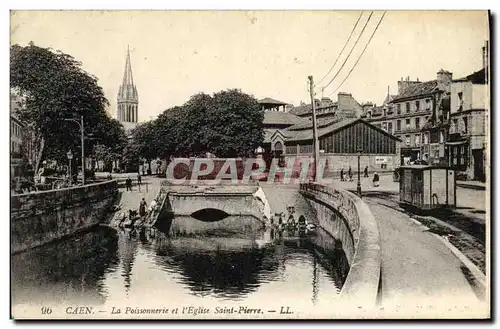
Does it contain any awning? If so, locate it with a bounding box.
[445,140,467,146]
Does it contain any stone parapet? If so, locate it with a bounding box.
[300,183,381,308]
[11,180,119,254]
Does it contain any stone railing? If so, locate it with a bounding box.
[300,182,381,308]
[11,180,119,254]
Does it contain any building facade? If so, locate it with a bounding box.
[364,71,452,166]
[289,92,363,119]
[447,54,488,180]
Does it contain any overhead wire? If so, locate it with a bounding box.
[320,11,374,91]
[328,11,387,97]
[316,11,364,86]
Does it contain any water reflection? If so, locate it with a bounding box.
[11,226,120,306]
[11,223,350,308]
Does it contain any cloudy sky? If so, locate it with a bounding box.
[10,10,489,121]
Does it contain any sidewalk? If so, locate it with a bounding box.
[331,174,486,222]
[457,180,486,190]
[364,198,482,310]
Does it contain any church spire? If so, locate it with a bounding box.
[117,46,138,124]
[122,45,135,88]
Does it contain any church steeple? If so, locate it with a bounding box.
[117,45,138,124]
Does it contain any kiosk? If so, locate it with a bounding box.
[399,165,456,211]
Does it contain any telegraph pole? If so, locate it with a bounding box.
[308,76,320,183]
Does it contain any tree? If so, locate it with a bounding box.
[10,42,120,177]
[152,89,264,159]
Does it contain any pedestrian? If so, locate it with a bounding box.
[137,172,142,185]
[125,176,132,191]
[340,168,344,181]
[364,166,369,178]
[139,198,147,217]
[348,166,353,182]
[373,172,380,187]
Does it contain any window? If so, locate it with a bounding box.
[405,135,411,146]
[286,145,297,154]
[405,119,411,129]
[382,122,387,131]
[396,120,401,131]
[397,104,401,115]
[426,99,431,111]
[415,100,420,112]
[388,122,393,134]
[458,92,463,111]
[383,108,387,116]
[439,131,444,143]
[423,133,429,144]
[415,134,421,145]
[415,117,420,129]
[452,118,458,134]
[463,117,468,134]
[406,102,410,113]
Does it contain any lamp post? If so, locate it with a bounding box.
[357,146,362,197]
[64,116,85,185]
[66,149,73,186]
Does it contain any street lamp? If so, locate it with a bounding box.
[357,146,362,197]
[66,149,73,186]
[64,116,85,185]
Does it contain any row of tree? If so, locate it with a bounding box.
[127,89,265,170]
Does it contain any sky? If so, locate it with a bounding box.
[10,10,489,122]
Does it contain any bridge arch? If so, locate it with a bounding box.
[190,208,231,221]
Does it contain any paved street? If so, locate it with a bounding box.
[365,198,479,308]
[329,173,486,222]
[115,175,163,214]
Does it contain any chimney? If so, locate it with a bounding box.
[436,69,453,86]
[483,40,489,82]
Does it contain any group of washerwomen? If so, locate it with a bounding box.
[114,197,159,229]
[268,206,316,232]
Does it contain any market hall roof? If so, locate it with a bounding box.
[282,118,402,143]
[263,110,309,126]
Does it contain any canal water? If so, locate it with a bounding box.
[12,222,350,316]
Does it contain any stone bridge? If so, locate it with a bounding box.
[148,184,269,234]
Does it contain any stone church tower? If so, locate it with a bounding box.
[117,46,138,125]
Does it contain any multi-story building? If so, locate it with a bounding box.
[289,92,363,119]
[363,71,452,166]
[447,41,489,181]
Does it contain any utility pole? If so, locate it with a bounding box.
[308,76,320,183]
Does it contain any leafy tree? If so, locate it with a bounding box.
[10,42,125,177]
[151,89,264,159]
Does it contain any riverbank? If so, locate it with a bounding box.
[11,180,118,254]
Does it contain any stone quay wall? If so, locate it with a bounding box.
[11,180,119,254]
[300,183,381,308]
